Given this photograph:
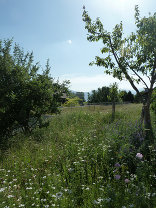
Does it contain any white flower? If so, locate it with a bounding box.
[7,195,14,198]
[136,153,143,159]
[26,187,32,190]
[0,187,6,192]
[93,200,100,205]
[19,204,25,207]
[56,192,63,198]
[41,199,46,202]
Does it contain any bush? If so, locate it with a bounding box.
[0,39,68,140]
[63,97,82,107]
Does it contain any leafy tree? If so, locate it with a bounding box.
[83,5,156,138]
[68,91,84,105]
[134,91,144,103]
[107,83,119,121]
[75,92,85,105]
[88,86,110,103]
[119,90,134,102]
[0,39,68,140]
[68,91,77,98]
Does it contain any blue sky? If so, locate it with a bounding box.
[0,0,155,92]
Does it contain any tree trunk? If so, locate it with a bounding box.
[112,101,115,121]
[141,102,153,142]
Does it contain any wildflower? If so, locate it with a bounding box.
[105,198,111,202]
[68,168,74,172]
[56,192,63,198]
[41,199,46,202]
[136,153,143,159]
[114,175,121,180]
[26,187,32,190]
[93,200,100,205]
[7,195,14,198]
[125,179,130,183]
[115,163,121,167]
[19,204,25,207]
[0,187,6,192]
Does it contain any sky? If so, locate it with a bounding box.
[0,0,155,92]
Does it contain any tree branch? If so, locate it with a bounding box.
[127,63,149,89]
[150,57,156,90]
[108,36,141,96]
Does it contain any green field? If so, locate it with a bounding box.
[0,104,155,208]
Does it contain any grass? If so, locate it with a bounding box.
[0,104,156,208]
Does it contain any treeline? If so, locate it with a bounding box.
[87,86,135,104]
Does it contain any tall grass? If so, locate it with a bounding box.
[0,104,155,208]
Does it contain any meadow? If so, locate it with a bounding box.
[0,104,155,208]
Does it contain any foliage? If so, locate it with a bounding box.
[88,86,110,103]
[0,39,69,140]
[119,90,135,103]
[0,104,155,207]
[107,82,119,102]
[63,97,82,107]
[82,5,156,131]
[75,92,85,102]
[134,91,145,103]
[68,91,85,105]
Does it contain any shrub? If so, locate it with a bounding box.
[0,39,68,141]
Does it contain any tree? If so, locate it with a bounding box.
[88,86,110,103]
[68,91,85,105]
[119,90,134,102]
[107,83,119,121]
[134,91,144,103]
[75,92,85,105]
[83,5,156,139]
[0,39,68,140]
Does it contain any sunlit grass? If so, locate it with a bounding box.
[0,104,155,208]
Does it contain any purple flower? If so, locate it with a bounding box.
[125,178,130,183]
[114,175,121,180]
[115,163,121,167]
[136,153,143,159]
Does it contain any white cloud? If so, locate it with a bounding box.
[59,73,151,92]
[67,40,72,44]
